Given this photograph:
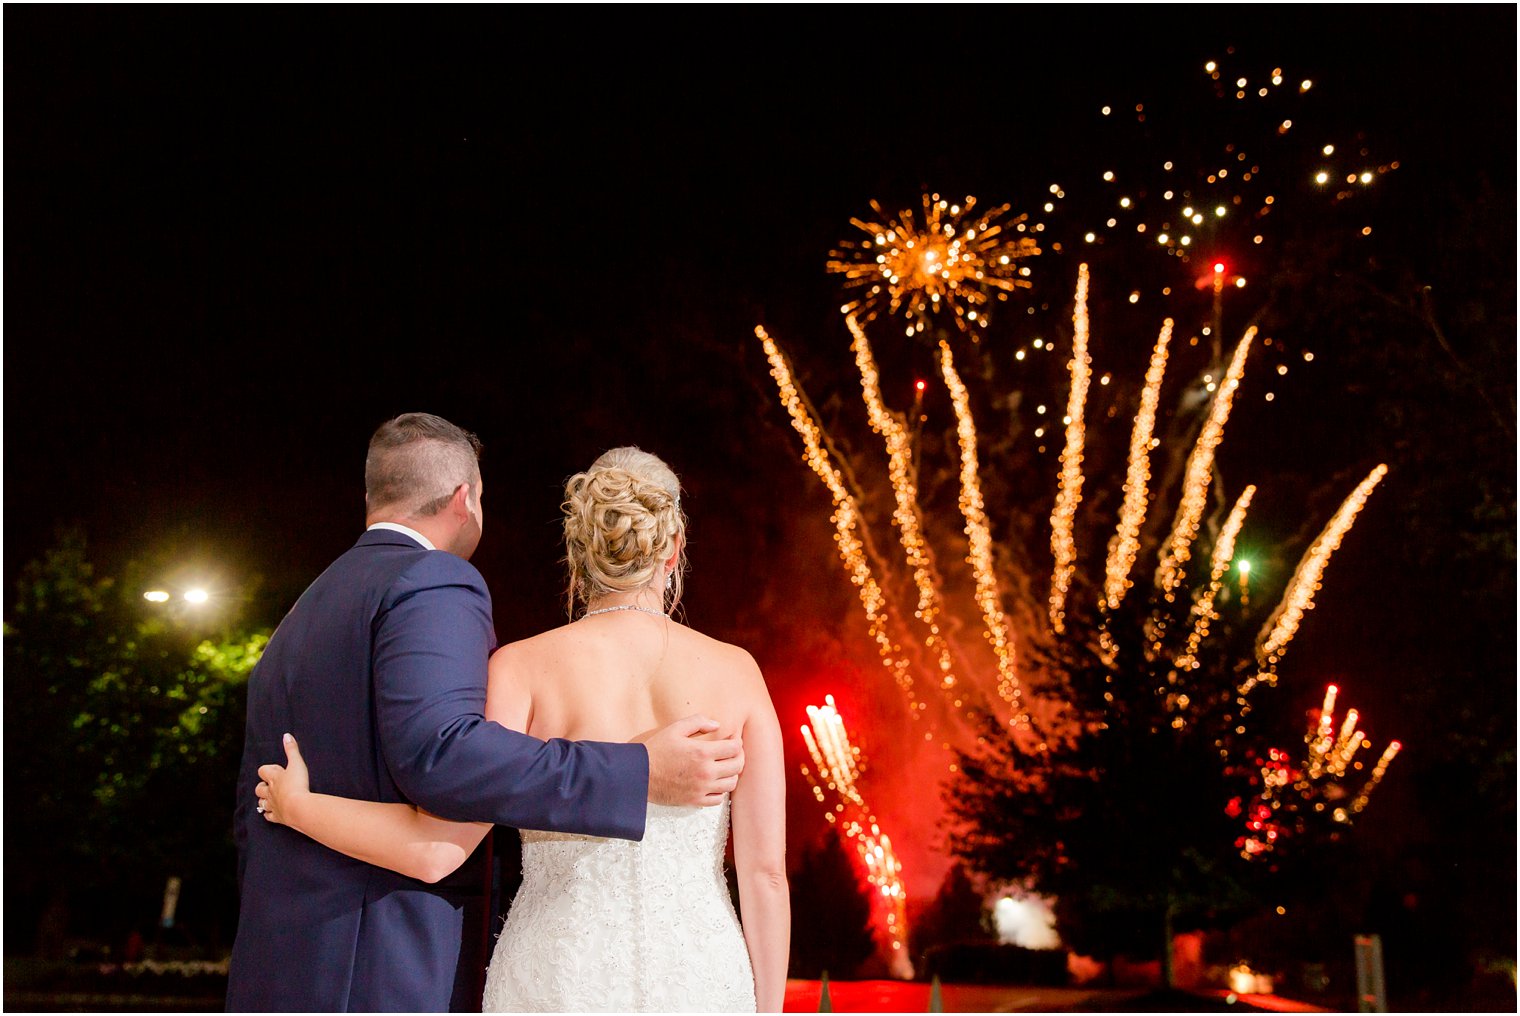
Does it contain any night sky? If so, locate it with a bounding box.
[7,9,1508,587]
[5,7,1515,924]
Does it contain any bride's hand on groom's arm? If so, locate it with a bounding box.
[255,733,310,830]
[640,715,744,808]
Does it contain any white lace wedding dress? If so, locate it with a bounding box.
[482,796,756,1012]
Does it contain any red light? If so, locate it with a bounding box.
[915,380,927,392]
[1214,262,1226,274]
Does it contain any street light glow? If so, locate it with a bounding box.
[184,588,210,605]
[1237,560,1251,575]
[144,590,171,603]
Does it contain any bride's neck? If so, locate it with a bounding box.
[584,584,666,615]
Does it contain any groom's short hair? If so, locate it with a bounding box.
[365,413,483,518]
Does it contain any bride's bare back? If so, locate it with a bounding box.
[485,612,766,747]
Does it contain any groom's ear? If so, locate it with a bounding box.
[448,482,472,521]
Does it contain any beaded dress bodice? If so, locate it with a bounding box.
[482,796,755,1013]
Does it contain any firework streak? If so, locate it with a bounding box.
[1104,319,1174,609]
[1156,327,1257,595]
[1049,264,1092,633]
[800,696,913,977]
[1257,464,1389,665]
[845,314,961,694]
[755,326,921,715]
[1175,485,1256,672]
[939,339,1022,718]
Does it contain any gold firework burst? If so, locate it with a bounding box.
[828,193,1040,336]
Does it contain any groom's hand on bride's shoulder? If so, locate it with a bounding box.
[641,715,744,808]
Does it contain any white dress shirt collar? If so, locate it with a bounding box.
[366,521,436,551]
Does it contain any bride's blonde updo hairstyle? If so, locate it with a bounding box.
[563,446,687,617]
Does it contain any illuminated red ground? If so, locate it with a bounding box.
[782,979,1332,1013]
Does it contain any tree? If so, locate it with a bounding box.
[5,528,122,953]
[3,528,270,951]
[787,830,878,980]
[948,592,1262,979]
[910,863,993,962]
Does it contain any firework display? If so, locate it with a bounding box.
[769,251,1397,884]
[762,51,1409,972]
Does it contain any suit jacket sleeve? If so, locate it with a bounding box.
[373,552,648,839]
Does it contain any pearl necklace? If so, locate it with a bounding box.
[581,604,668,620]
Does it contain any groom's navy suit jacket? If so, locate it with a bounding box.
[226,529,649,1012]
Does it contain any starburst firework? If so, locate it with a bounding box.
[828,193,1039,336]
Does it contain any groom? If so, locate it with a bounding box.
[227,413,743,1012]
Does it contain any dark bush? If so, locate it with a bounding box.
[918,942,1069,986]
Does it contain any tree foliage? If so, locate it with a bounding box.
[910,863,994,959]
[787,829,878,979]
[947,587,1265,967]
[4,528,269,947]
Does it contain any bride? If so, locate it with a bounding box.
[255,447,789,1012]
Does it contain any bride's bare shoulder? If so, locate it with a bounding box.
[489,622,581,671]
[684,632,778,733]
[676,626,765,688]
